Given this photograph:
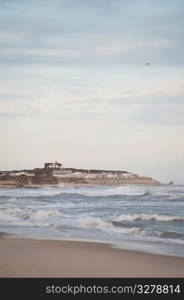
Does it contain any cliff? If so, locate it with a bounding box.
[0,170,160,187]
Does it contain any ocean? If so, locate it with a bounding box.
[0,184,184,257]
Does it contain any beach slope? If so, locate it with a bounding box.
[0,238,184,277]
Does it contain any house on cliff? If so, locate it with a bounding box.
[44,161,62,170]
[44,161,72,178]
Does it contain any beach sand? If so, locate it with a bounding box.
[0,237,184,277]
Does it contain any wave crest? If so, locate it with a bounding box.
[113,214,184,222]
[0,207,61,222]
[77,217,146,235]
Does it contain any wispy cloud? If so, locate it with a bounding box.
[135,102,184,126]
[95,39,172,55]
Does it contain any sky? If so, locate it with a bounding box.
[0,0,184,182]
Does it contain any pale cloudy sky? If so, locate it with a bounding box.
[0,0,184,182]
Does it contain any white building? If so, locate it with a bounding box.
[52,169,72,178]
[9,171,35,177]
[121,173,134,179]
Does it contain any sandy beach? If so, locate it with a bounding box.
[0,237,184,277]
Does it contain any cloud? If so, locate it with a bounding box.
[0,0,183,68]
[0,32,24,43]
[0,0,183,181]
[0,95,43,119]
[95,39,172,55]
[135,102,184,126]
[0,46,83,58]
[131,82,184,126]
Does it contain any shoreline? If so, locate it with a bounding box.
[0,181,162,188]
[2,231,184,258]
[0,183,99,188]
[0,235,184,277]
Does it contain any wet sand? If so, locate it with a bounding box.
[0,237,184,277]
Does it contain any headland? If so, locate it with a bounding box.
[0,161,160,187]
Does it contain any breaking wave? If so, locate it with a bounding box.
[0,186,155,199]
[75,217,184,244]
[0,207,61,228]
[77,216,145,234]
[1,185,184,256]
[113,214,184,222]
[1,185,184,202]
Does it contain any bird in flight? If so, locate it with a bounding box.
[145,62,151,66]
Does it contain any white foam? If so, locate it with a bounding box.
[31,209,59,219]
[77,217,113,229]
[0,187,62,198]
[0,207,31,220]
[76,216,184,239]
[0,207,61,228]
[76,217,142,234]
[79,186,149,197]
[114,213,184,222]
[154,192,184,198]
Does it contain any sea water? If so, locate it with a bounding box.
[0,184,184,257]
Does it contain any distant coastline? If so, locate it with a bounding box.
[0,161,161,187]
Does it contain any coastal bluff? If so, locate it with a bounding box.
[0,161,160,187]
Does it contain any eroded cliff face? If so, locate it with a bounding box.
[53,175,160,185]
[0,173,160,187]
